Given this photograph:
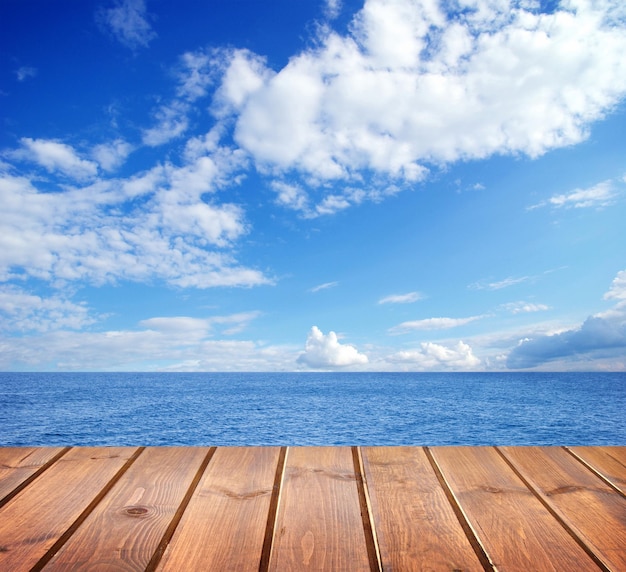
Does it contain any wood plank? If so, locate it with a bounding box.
[156,447,280,572]
[0,447,67,506]
[268,446,371,572]
[430,446,601,572]
[567,446,626,496]
[0,446,139,572]
[501,446,626,571]
[40,447,209,571]
[361,446,485,571]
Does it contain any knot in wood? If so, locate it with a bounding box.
[122,505,150,516]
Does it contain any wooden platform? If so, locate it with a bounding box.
[1,447,625,571]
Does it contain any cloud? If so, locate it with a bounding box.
[211,0,626,213]
[97,0,156,50]
[500,301,550,314]
[298,326,368,368]
[389,315,484,333]
[378,291,424,304]
[92,139,133,172]
[10,138,99,181]
[390,340,480,370]
[507,268,626,368]
[0,143,269,288]
[0,321,294,371]
[506,315,626,369]
[469,275,530,290]
[604,270,626,301]
[325,0,342,19]
[529,180,620,210]
[0,286,96,332]
[15,66,37,82]
[310,281,339,293]
[139,311,261,337]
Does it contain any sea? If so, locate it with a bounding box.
[1,372,624,446]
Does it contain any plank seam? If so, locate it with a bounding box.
[259,446,288,572]
[0,447,71,510]
[30,446,146,572]
[144,446,217,572]
[352,447,383,572]
[495,447,610,572]
[564,447,626,500]
[424,447,496,572]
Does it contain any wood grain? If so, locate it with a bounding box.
[268,446,371,572]
[0,447,67,507]
[362,446,485,571]
[41,447,209,571]
[0,447,138,572]
[431,446,600,572]
[501,446,626,571]
[567,446,626,496]
[156,447,280,572]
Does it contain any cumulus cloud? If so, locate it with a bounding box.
[507,315,626,369]
[378,291,424,304]
[211,0,626,212]
[529,179,621,210]
[92,139,133,171]
[0,142,269,288]
[10,138,99,181]
[507,269,626,368]
[389,315,484,333]
[0,321,293,371]
[391,340,481,370]
[298,326,368,368]
[0,286,96,332]
[97,0,157,50]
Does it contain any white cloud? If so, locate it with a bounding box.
[389,315,484,333]
[11,138,99,181]
[325,0,342,19]
[604,270,626,301]
[500,301,550,314]
[298,326,368,368]
[92,139,133,172]
[0,286,96,333]
[211,0,626,214]
[469,275,530,290]
[142,101,190,146]
[390,340,481,370]
[378,291,424,304]
[310,281,339,293]
[529,179,620,210]
[0,323,295,371]
[16,66,37,81]
[97,0,156,50]
[507,269,626,369]
[0,143,269,288]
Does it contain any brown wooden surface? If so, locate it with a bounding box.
[568,446,626,496]
[0,446,624,571]
[0,447,67,506]
[362,446,484,571]
[0,447,139,572]
[430,446,601,571]
[268,447,372,571]
[501,446,626,571]
[42,447,209,571]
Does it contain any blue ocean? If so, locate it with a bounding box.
[1,372,624,446]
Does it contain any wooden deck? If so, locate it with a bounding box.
[0,447,625,571]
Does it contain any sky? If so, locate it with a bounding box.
[1,0,625,372]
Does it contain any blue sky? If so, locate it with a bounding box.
[1,0,625,371]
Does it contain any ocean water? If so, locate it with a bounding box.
[0,372,624,446]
